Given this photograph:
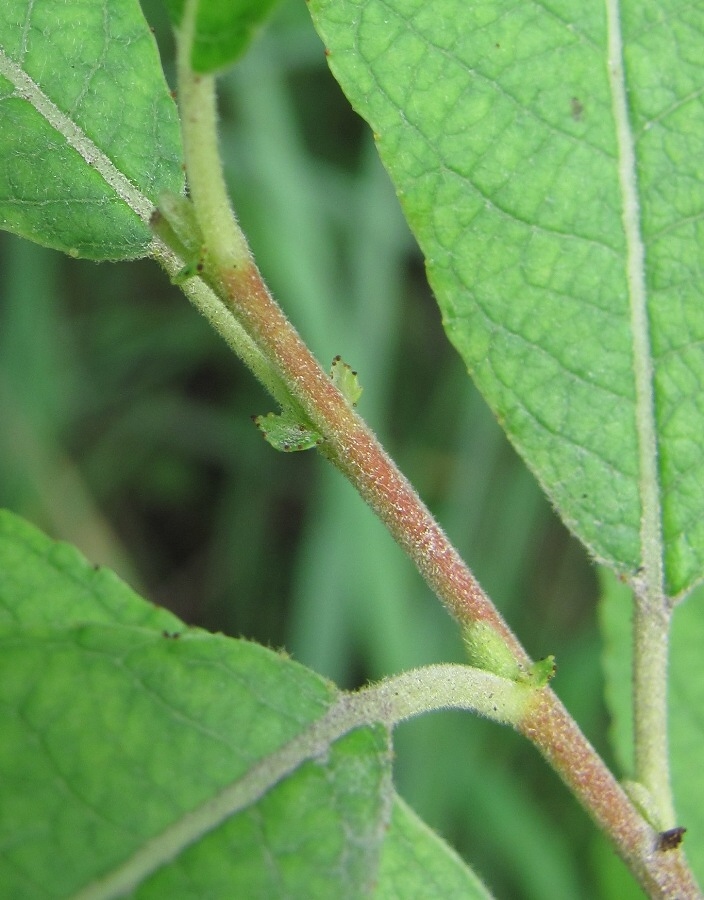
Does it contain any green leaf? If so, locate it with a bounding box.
[162,0,282,74]
[0,510,379,897]
[0,625,389,899]
[254,410,323,452]
[0,509,183,631]
[600,570,704,883]
[307,0,704,598]
[331,355,363,407]
[377,797,494,899]
[0,0,184,260]
[0,511,489,896]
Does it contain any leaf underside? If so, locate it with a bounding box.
[0,510,491,898]
[0,0,184,260]
[307,0,704,599]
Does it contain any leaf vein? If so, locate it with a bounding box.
[0,47,154,229]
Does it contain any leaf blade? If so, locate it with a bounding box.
[0,0,184,260]
[376,796,494,899]
[0,511,489,897]
[307,0,704,596]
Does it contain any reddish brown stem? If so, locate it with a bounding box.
[521,691,699,899]
[215,260,528,663]
[205,258,701,899]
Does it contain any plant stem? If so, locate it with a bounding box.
[170,21,701,899]
[151,241,293,410]
[215,261,530,655]
[605,0,675,829]
[172,11,528,662]
[521,690,699,899]
[180,189,701,900]
[633,578,676,828]
[198,257,700,897]
[175,0,248,272]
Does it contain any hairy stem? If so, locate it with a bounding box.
[216,262,530,656]
[151,240,293,410]
[521,690,698,899]
[605,0,674,828]
[169,19,701,899]
[175,0,248,271]
[173,9,526,658]
[632,578,676,828]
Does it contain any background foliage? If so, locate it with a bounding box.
[0,1,646,896]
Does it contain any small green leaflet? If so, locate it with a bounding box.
[255,357,362,452]
[331,355,362,407]
[0,0,184,260]
[254,411,322,452]
[519,655,556,689]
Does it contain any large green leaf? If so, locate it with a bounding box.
[0,510,491,898]
[307,0,704,598]
[162,0,282,74]
[0,0,184,260]
[600,570,704,885]
[377,797,493,899]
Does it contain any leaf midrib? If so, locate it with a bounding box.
[605,0,663,591]
[0,47,153,227]
[69,665,522,899]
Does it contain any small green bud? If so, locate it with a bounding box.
[519,655,556,687]
[331,356,362,407]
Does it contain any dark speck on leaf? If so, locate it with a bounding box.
[571,97,584,120]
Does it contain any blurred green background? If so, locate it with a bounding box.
[0,1,644,897]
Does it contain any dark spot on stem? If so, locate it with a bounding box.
[656,827,686,851]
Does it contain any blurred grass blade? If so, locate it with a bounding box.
[0,0,183,259]
[307,0,704,598]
